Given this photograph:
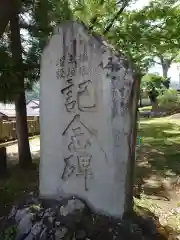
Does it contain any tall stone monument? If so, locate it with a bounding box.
[40,21,136,217]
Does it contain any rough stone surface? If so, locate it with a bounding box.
[40,20,136,217]
[0,194,167,240]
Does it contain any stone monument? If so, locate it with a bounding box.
[40,21,136,217]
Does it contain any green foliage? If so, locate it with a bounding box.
[0,0,73,103]
[1,0,180,103]
[141,73,170,103]
[141,74,170,92]
[138,1,180,76]
[26,82,40,101]
[141,73,171,104]
[141,74,166,91]
[0,226,17,240]
[158,89,180,110]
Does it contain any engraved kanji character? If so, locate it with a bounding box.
[77,155,92,173]
[79,66,88,76]
[68,127,91,152]
[67,68,76,78]
[60,56,65,67]
[77,80,96,111]
[77,154,92,191]
[62,155,76,180]
[56,68,65,79]
[61,84,76,112]
[104,57,121,71]
[56,56,65,67]
[68,53,75,64]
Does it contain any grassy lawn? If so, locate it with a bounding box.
[0,118,180,237]
[137,117,180,179]
[139,105,152,111]
[135,117,180,235]
[0,161,39,217]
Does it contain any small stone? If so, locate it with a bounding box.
[24,233,34,240]
[60,199,85,216]
[15,208,30,222]
[31,222,43,236]
[48,216,55,224]
[75,229,86,239]
[55,221,61,227]
[44,208,54,217]
[60,206,69,216]
[8,206,17,219]
[40,227,47,240]
[24,222,43,240]
[16,213,33,239]
[55,227,68,239]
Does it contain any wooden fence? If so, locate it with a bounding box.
[0,117,40,142]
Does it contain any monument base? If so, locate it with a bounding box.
[0,192,164,240]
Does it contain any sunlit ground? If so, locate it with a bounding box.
[135,117,180,236]
[0,120,180,237]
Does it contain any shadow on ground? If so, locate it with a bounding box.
[0,160,39,217]
[7,151,40,166]
[135,120,180,201]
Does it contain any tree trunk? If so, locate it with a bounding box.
[151,100,158,112]
[10,13,32,168]
[162,64,168,78]
[139,92,142,107]
[160,57,171,79]
[0,147,7,178]
[0,0,20,38]
[124,72,141,215]
[15,93,32,168]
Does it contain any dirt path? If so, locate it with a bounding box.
[169,113,180,119]
[6,137,40,164]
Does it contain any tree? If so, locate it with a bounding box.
[139,0,180,78]
[141,73,169,111]
[10,12,32,168]
[158,89,180,111]
[0,0,73,168]
[26,82,40,101]
[0,0,20,37]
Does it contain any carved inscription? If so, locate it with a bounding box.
[62,115,93,191]
[113,130,121,147]
[56,56,65,79]
[78,35,89,76]
[60,35,99,190]
[103,57,121,71]
[77,80,96,111]
[60,36,96,112]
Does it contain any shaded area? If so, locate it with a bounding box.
[135,119,180,213]
[0,162,39,217]
[0,193,168,240]
[0,137,40,216]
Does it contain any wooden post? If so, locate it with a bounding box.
[0,147,7,177]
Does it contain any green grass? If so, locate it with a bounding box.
[139,105,152,111]
[1,118,180,235]
[29,135,40,141]
[0,162,39,216]
[135,117,180,235]
[138,118,180,176]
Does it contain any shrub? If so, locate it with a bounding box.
[157,89,180,111]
